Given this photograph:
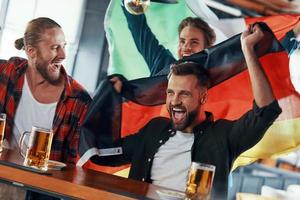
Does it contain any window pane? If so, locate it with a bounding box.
[5,0,36,29]
[35,0,85,43]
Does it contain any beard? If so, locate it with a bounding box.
[36,59,62,85]
[168,105,199,132]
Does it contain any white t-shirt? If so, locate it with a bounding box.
[12,76,57,147]
[151,130,194,192]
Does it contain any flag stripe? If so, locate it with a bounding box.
[234,117,300,169]
[245,15,300,40]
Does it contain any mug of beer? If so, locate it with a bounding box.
[0,113,6,152]
[185,162,215,200]
[19,126,54,171]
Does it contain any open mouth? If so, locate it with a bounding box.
[182,53,192,57]
[181,49,195,57]
[49,63,61,72]
[172,107,187,124]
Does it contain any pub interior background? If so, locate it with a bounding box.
[0,0,111,94]
[0,0,300,199]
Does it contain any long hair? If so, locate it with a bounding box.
[14,17,61,50]
[178,17,216,48]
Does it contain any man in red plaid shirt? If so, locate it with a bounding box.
[0,17,91,164]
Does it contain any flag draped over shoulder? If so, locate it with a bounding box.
[77,0,300,175]
[77,17,298,171]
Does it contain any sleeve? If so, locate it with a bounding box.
[281,30,296,55]
[0,59,8,115]
[71,102,90,163]
[0,59,10,72]
[227,100,282,157]
[89,122,147,166]
[0,59,7,65]
[68,95,92,164]
[122,4,176,76]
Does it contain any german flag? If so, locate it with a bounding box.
[77,18,299,174]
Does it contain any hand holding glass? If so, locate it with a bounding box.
[185,162,215,200]
[124,0,150,15]
[19,126,53,171]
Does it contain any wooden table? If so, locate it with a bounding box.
[0,149,164,200]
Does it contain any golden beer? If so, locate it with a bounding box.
[124,0,150,15]
[22,127,53,171]
[185,162,215,200]
[0,113,6,152]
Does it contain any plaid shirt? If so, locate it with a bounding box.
[0,57,92,164]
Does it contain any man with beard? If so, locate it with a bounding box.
[0,17,91,200]
[99,24,282,199]
[0,17,91,163]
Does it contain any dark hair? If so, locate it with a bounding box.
[178,17,216,48]
[14,17,61,50]
[168,61,210,88]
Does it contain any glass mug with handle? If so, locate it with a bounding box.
[0,113,6,152]
[185,162,216,200]
[19,126,54,171]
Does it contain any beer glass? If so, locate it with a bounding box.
[185,162,215,200]
[124,0,150,15]
[19,126,53,171]
[0,113,6,152]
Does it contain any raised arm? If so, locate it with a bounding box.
[121,3,176,76]
[240,24,275,107]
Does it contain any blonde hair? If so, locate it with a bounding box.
[14,17,61,50]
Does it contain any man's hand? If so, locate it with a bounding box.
[240,23,274,107]
[110,76,123,93]
[241,24,264,53]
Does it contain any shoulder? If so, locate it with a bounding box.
[7,57,27,64]
[0,57,28,76]
[6,57,28,68]
[65,75,92,104]
[136,117,171,138]
[0,57,27,71]
[209,119,233,134]
[200,111,233,131]
[214,118,232,125]
[144,117,171,130]
[148,116,170,124]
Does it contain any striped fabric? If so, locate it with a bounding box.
[82,0,300,173]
